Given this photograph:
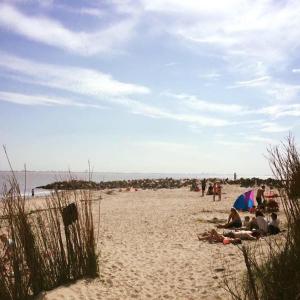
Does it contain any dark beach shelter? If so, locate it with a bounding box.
[233,190,255,211]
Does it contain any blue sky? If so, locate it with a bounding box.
[0,0,299,175]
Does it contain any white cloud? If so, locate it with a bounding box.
[0,4,136,55]
[245,135,273,144]
[137,140,198,152]
[0,91,105,108]
[234,76,270,87]
[119,97,233,127]
[258,104,300,118]
[165,92,244,113]
[260,122,292,133]
[230,75,300,102]
[0,52,150,97]
[265,82,300,102]
[199,72,221,80]
[292,69,300,73]
[143,0,241,15]
[216,140,252,147]
[165,62,178,67]
[55,4,105,17]
[139,0,300,82]
[0,52,235,128]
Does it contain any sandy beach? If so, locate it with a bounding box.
[29,184,283,300]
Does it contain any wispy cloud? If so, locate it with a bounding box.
[229,75,300,102]
[260,122,292,133]
[136,140,199,152]
[55,4,105,17]
[0,52,235,128]
[138,0,300,103]
[165,92,244,113]
[119,97,233,127]
[216,140,252,148]
[165,62,178,67]
[143,0,300,64]
[292,69,300,73]
[0,4,136,55]
[198,72,221,80]
[258,104,300,118]
[0,91,105,108]
[233,76,270,88]
[0,52,150,97]
[245,135,273,144]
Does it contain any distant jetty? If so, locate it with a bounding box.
[37,177,281,191]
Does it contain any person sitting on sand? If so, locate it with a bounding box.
[217,207,242,229]
[249,216,259,230]
[197,229,241,245]
[255,210,268,235]
[243,216,251,230]
[268,212,280,235]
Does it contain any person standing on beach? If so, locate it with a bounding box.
[213,182,222,201]
[256,185,265,207]
[201,178,207,197]
[217,182,222,201]
[213,182,217,201]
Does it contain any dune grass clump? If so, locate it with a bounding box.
[224,134,300,300]
[0,175,99,300]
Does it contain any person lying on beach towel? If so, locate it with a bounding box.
[217,207,242,229]
[197,229,242,245]
[223,230,258,240]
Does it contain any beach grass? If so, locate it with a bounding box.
[0,172,99,300]
[224,134,300,300]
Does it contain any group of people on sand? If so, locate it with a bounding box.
[198,179,222,201]
[256,185,279,212]
[198,207,281,245]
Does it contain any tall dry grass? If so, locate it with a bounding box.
[224,134,300,300]
[0,170,99,299]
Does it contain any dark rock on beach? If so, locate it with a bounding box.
[37,177,282,191]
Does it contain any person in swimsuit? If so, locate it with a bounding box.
[197,229,241,244]
[256,185,265,207]
[217,207,242,228]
